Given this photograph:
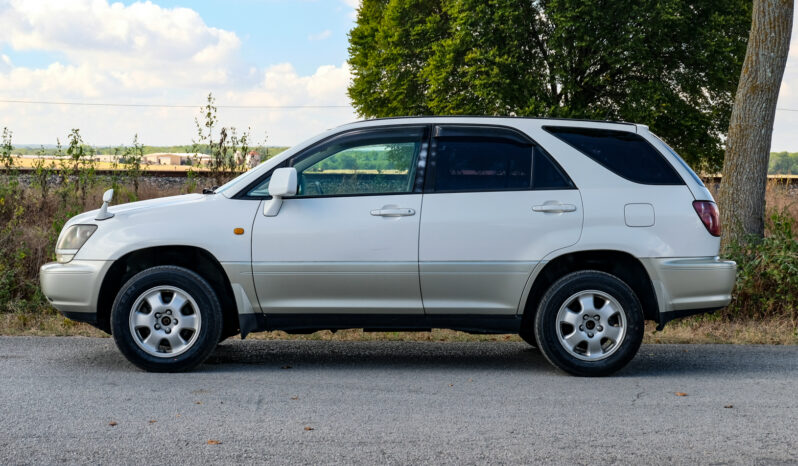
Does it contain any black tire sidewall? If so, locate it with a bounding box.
[534,270,644,377]
[111,266,222,372]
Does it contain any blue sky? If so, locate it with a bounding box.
[134,0,355,76]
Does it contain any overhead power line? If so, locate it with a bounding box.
[0,98,796,113]
[0,98,351,109]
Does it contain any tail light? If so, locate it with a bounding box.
[692,201,721,237]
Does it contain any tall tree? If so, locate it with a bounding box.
[348,0,751,171]
[718,0,794,249]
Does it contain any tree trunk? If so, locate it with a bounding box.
[718,0,793,251]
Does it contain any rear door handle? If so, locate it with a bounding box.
[370,208,416,217]
[532,204,577,213]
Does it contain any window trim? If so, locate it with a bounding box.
[235,124,431,200]
[425,124,576,194]
[542,125,685,186]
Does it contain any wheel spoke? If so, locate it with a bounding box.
[169,294,188,313]
[597,300,618,322]
[586,338,604,357]
[132,311,151,329]
[562,331,584,350]
[141,331,161,351]
[177,314,198,331]
[602,324,622,343]
[165,332,186,352]
[577,295,596,313]
[146,292,166,313]
[561,311,581,327]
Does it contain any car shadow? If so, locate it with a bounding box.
[200,340,798,378]
[205,339,554,373]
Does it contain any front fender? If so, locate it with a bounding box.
[74,195,261,263]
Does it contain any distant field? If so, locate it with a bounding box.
[11,158,205,172]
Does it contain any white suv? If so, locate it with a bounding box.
[40,117,736,376]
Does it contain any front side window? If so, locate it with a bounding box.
[431,127,573,192]
[247,127,424,198]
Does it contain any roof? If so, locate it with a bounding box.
[353,115,637,127]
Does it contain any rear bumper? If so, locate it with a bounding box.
[39,260,112,322]
[641,256,736,324]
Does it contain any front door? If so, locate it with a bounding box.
[249,126,428,315]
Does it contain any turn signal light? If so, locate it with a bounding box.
[692,201,721,237]
[233,228,245,235]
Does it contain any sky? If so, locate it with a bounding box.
[0,0,796,151]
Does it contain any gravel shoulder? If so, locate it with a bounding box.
[1,337,797,465]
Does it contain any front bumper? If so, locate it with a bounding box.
[39,260,113,324]
[641,256,737,327]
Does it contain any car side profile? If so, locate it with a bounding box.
[39,117,736,376]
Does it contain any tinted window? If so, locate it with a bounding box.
[432,130,573,192]
[543,126,684,185]
[247,127,424,197]
[434,139,532,191]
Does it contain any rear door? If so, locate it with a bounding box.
[419,125,583,315]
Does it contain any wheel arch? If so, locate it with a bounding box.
[520,250,659,336]
[96,245,239,338]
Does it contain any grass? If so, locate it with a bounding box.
[2,312,796,345]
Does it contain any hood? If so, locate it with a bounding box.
[65,193,206,227]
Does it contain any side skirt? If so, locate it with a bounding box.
[238,314,522,338]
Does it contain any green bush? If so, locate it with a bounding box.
[723,210,798,320]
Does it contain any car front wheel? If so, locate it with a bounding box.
[111,266,222,372]
[534,270,644,376]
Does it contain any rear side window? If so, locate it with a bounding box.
[432,126,574,192]
[543,126,684,185]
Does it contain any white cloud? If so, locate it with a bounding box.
[0,54,11,72]
[0,0,358,146]
[341,0,361,19]
[308,29,332,41]
[0,0,240,66]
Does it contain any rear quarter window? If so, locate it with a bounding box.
[543,126,684,185]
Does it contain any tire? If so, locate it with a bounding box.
[111,266,223,372]
[534,270,644,377]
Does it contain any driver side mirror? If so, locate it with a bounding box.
[263,167,297,217]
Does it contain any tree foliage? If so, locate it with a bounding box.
[769,152,798,175]
[348,0,751,171]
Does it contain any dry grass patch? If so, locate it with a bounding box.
[644,318,798,345]
[0,312,107,337]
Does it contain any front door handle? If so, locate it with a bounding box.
[532,204,577,213]
[370,208,416,217]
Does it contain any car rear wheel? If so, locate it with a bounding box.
[111,266,222,372]
[534,270,643,376]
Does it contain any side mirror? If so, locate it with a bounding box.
[263,167,297,217]
[96,188,115,221]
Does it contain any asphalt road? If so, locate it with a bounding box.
[1,337,797,465]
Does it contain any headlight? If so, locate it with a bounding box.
[56,224,97,263]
